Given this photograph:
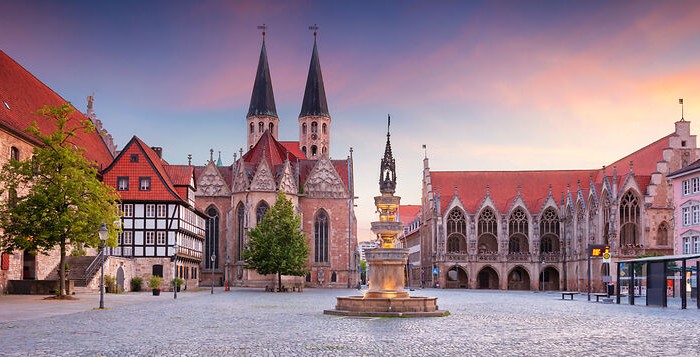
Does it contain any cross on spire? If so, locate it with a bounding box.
[309,23,319,38]
[257,24,267,39]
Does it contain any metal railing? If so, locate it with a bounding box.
[84,250,103,281]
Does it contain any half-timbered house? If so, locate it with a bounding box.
[101,136,207,290]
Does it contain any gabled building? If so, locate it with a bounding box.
[420,119,697,292]
[195,32,358,288]
[101,136,206,290]
[0,50,116,293]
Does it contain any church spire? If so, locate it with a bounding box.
[379,115,396,194]
[299,25,329,118]
[247,29,277,118]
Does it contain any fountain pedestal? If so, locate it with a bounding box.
[323,117,448,317]
[363,248,409,299]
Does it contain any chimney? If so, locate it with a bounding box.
[151,147,163,158]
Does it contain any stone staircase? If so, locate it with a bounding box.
[65,256,100,288]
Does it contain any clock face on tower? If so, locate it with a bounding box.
[311,133,318,140]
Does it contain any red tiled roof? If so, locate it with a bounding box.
[165,165,194,187]
[280,141,307,160]
[102,136,186,202]
[606,134,670,176]
[332,159,350,188]
[431,170,597,214]
[194,164,233,192]
[0,50,113,167]
[243,131,300,167]
[398,205,421,226]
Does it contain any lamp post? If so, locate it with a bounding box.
[173,242,178,299]
[541,258,546,292]
[98,223,108,309]
[211,254,216,294]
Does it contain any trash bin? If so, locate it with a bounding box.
[607,283,615,296]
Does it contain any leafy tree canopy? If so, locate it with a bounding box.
[243,191,309,290]
[0,103,121,296]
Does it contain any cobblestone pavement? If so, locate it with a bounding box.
[1,288,699,356]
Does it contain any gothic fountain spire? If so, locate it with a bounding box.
[379,115,397,195]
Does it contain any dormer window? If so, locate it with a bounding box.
[130,154,138,163]
[139,177,151,191]
[117,177,129,191]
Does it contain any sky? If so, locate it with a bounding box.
[2,1,700,241]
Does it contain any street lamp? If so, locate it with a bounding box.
[541,258,546,292]
[211,254,216,294]
[173,242,178,299]
[98,222,108,309]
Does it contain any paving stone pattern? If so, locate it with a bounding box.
[1,288,699,356]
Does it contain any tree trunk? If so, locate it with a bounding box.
[278,272,282,293]
[59,240,66,297]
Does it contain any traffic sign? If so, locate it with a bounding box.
[602,249,611,264]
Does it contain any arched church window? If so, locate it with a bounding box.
[311,145,318,157]
[314,210,329,263]
[478,208,498,253]
[205,206,219,269]
[602,193,611,245]
[657,222,669,246]
[322,147,327,156]
[331,272,337,283]
[258,122,264,133]
[302,146,307,156]
[10,146,19,161]
[447,208,466,237]
[447,235,462,253]
[322,123,327,134]
[509,208,528,237]
[250,123,254,134]
[619,191,640,246]
[302,123,307,134]
[311,121,318,133]
[540,208,559,236]
[236,203,245,261]
[269,123,274,133]
[256,201,269,224]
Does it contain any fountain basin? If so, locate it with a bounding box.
[324,295,449,317]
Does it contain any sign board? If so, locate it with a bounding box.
[432,267,439,275]
[602,247,611,264]
[589,244,610,258]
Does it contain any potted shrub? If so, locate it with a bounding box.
[104,274,117,293]
[171,277,184,292]
[147,275,163,296]
[130,276,143,292]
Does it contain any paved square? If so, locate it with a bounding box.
[1,288,698,356]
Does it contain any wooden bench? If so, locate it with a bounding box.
[561,291,577,300]
[593,293,608,302]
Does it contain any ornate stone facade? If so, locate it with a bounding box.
[419,120,697,292]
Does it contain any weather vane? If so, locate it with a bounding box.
[257,24,267,38]
[309,23,319,38]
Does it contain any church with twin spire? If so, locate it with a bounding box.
[194,31,358,289]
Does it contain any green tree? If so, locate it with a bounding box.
[0,103,121,297]
[360,259,367,284]
[243,191,309,291]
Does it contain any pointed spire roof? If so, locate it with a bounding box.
[379,115,396,194]
[299,35,330,118]
[247,37,277,118]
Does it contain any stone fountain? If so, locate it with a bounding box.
[324,117,448,317]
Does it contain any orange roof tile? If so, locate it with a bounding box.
[398,205,421,226]
[102,136,187,202]
[280,141,307,160]
[0,50,113,167]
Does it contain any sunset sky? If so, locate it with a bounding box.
[2,1,700,241]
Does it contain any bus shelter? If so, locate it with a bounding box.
[616,254,700,309]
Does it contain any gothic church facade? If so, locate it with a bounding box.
[194,34,358,288]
